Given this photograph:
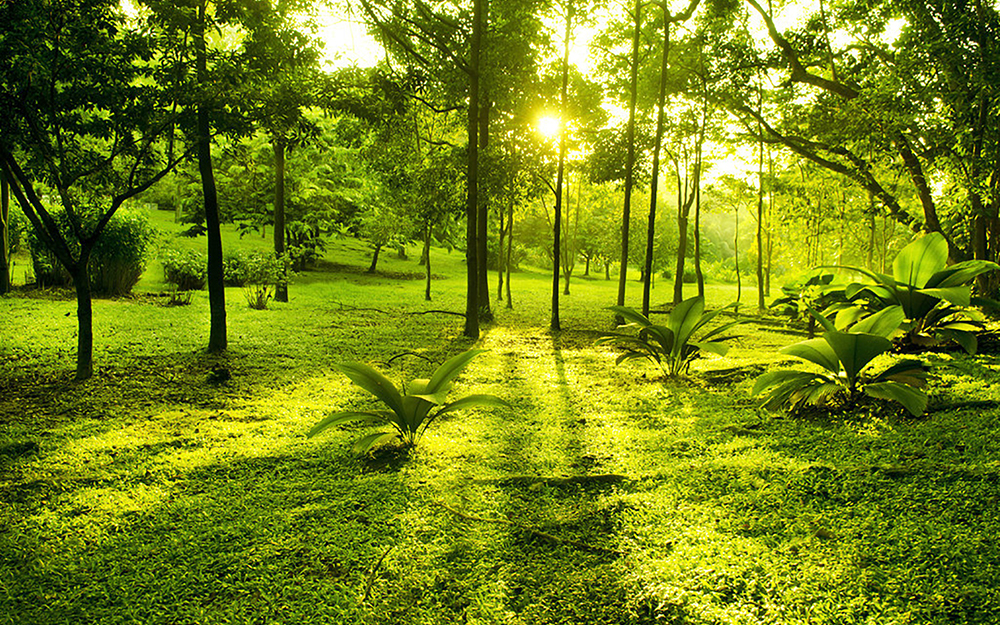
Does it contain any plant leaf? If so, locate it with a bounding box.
[336,362,405,418]
[918,286,971,307]
[669,296,706,355]
[927,259,1000,288]
[823,331,892,386]
[606,305,653,328]
[892,232,948,288]
[781,338,841,374]
[352,431,399,454]
[864,382,928,417]
[308,411,390,438]
[851,305,904,338]
[426,350,484,394]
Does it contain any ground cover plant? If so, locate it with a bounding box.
[3,216,1000,625]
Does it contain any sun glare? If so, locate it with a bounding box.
[537,116,561,138]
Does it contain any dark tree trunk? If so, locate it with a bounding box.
[478,97,492,322]
[71,255,93,380]
[464,0,483,339]
[617,0,642,321]
[196,2,226,353]
[645,14,670,316]
[694,172,704,298]
[505,197,513,309]
[368,244,382,274]
[756,121,765,312]
[273,137,288,303]
[552,2,573,332]
[0,172,9,294]
[424,225,432,301]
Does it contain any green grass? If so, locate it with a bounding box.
[3,212,1000,624]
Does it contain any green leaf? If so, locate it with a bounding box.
[851,305,904,338]
[892,233,948,287]
[692,341,729,357]
[823,331,892,386]
[872,359,928,388]
[781,338,841,374]
[435,394,509,418]
[336,362,405,417]
[606,306,653,328]
[308,411,391,438]
[918,286,971,307]
[803,301,837,333]
[864,382,928,417]
[669,296,706,355]
[352,431,399,454]
[426,350,484,394]
[927,259,1000,288]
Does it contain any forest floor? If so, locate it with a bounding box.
[3,209,1000,625]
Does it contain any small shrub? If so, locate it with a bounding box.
[241,251,284,310]
[161,249,207,291]
[223,252,251,287]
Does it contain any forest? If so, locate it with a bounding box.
[3,0,1000,623]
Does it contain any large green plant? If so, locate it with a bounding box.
[309,350,507,453]
[823,233,999,353]
[752,306,929,416]
[598,297,746,377]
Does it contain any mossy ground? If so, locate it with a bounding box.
[3,209,1000,624]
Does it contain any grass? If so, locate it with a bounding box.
[3,211,1000,624]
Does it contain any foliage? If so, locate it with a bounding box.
[161,249,207,291]
[598,297,746,377]
[823,233,1000,353]
[309,350,507,453]
[25,207,153,295]
[241,252,285,310]
[753,306,929,417]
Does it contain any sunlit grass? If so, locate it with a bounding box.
[3,212,1000,624]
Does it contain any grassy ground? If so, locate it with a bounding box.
[3,211,1000,624]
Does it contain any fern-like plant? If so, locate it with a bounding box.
[309,350,506,453]
[597,297,746,377]
[752,306,929,416]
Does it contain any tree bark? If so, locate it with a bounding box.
[71,257,94,380]
[368,244,382,273]
[756,119,765,312]
[478,97,492,322]
[195,1,226,353]
[273,136,288,303]
[616,0,642,321]
[645,14,669,315]
[552,2,573,332]
[694,174,704,298]
[424,224,432,301]
[0,171,9,294]
[505,196,513,309]
[464,0,483,339]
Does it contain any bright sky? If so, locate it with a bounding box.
[315,7,383,69]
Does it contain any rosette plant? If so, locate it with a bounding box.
[309,350,507,453]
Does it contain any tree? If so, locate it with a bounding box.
[0,0,188,379]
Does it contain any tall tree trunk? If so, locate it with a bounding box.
[195,1,226,353]
[756,118,765,312]
[463,0,483,339]
[552,2,573,332]
[71,253,93,380]
[477,96,492,322]
[273,136,288,303]
[424,223,432,301]
[616,0,642,322]
[645,14,670,316]
[0,171,9,294]
[735,202,741,303]
[505,196,514,309]
[695,172,704,298]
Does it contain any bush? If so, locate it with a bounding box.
[26,206,153,295]
[241,251,284,310]
[161,249,207,291]
[223,252,251,287]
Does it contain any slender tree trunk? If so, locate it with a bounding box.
[505,197,514,309]
[0,172,9,294]
[368,244,382,273]
[424,224,432,301]
[273,137,288,303]
[71,254,93,380]
[756,119,765,312]
[694,172,704,298]
[617,0,642,321]
[477,97,492,322]
[645,14,670,316]
[552,2,573,332]
[463,0,483,339]
[195,2,226,353]
[735,202,741,303]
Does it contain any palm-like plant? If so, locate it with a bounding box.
[597,297,746,377]
[752,306,929,416]
[822,233,999,353]
[309,350,507,453]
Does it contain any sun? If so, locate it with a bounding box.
[537,116,561,139]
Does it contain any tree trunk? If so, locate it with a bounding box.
[505,197,513,309]
[0,171,9,294]
[273,137,288,303]
[368,244,382,273]
[71,256,93,380]
[756,121,765,312]
[478,97,492,322]
[645,14,670,316]
[497,198,505,302]
[552,2,573,332]
[196,2,226,353]
[616,0,642,321]
[694,171,704,298]
[463,0,483,339]
[735,202,741,303]
[424,224,432,301]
